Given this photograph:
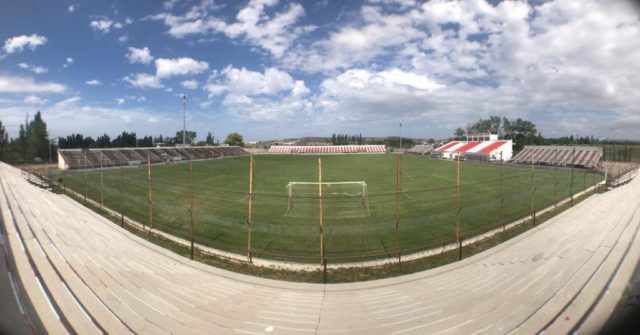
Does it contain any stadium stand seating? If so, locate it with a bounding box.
[268,145,386,154]
[0,162,639,334]
[58,146,249,170]
[407,144,434,155]
[511,146,602,168]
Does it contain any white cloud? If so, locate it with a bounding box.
[181,79,199,90]
[210,66,295,96]
[316,68,445,124]
[283,6,421,72]
[85,79,102,86]
[63,57,74,68]
[0,75,66,93]
[68,4,75,12]
[155,57,209,78]
[3,34,47,54]
[126,46,153,64]
[16,63,48,74]
[126,95,146,102]
[23,95,48,105]
[152,0,313,58]
[116,98,125,105]
[90,18,123,34]
[204,83,226,97]
[55,96,81,108]
[123,73,164,89]
[0,103,178,139]
[204,66,312,121]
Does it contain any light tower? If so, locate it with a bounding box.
[182,93,187,145]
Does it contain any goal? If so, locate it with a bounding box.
[285,181,370,218]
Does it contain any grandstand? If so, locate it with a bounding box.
[407,144,434,155]
[511,146,602,169]
[433,137,513,161]
[57,146,248,170]
[268,145,386,154]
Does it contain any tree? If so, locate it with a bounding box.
[205,132,215,145]
[175,130,196,145]
[224,132,245,147]
[28,111,49,161]
[136,135,153,147]
[0,120,8,161]
[94,134,111,148]
[454,127,466,140]
[111,131,137,147]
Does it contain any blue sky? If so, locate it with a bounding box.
[0,0,639,142]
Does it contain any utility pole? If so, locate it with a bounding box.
[182,94,187,145]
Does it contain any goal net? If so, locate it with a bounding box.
[285,181,370,218]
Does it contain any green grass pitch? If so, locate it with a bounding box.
[60,154,601,262]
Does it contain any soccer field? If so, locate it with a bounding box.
[60,154,601,262]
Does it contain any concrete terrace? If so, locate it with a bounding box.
[1,162,639,334]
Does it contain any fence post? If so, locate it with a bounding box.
[570,148,575,207]
[189,158,195,260]
[395,155,401,263]
[247,156,254,263]
[119,165,124,227]
[147,153,152,231]
[318,158,324,264]
[531,159,536,226]
[100,157,104,209]
[323,258,327,284]
[554,148,558,208]
[500,151,504,231]
[456,154,461,260]
[592,169,596,195]
[83,153,88,204]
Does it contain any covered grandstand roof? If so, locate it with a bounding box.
[407,144,434,155]
[510,146,602,168]
[268,145,386,154]
[435,140,510,154]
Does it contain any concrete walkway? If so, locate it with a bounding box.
[1,162,639,334]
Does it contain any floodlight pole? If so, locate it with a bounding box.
[247,156,254,263]
[182,94,187,145]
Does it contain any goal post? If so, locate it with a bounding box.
[285,181,369,218]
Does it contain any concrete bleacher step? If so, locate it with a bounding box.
[1,162,639,334]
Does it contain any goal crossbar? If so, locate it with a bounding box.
[285,181,369,216]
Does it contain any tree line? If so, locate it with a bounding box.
[0,113,245,164]
[0,112,50,163]
[451,116,633,152]
[331,133,364,145]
